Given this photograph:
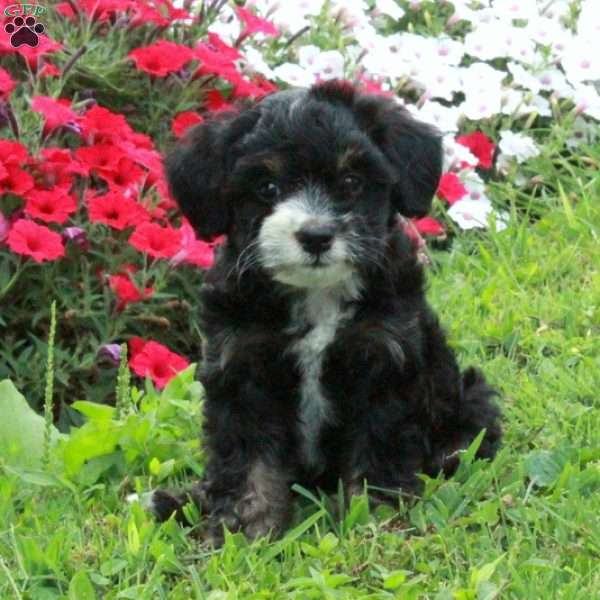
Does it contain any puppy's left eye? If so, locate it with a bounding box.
[340,174,363,194]
[256,181,281,202]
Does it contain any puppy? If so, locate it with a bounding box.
[150,81,501,543]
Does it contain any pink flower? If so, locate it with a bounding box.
[172,112,204,138]
[7,219,65,262]
[129,340,189,389]
[236,6,279,42]
[413,216,445,237]
[31,96,78,135]
[456,131,495,170]
[437,172,468,204]
[129,41,194,77]
[0,67,16,99]
[128,222,182,258]
[170,220,215,268]
[24,188,78,224]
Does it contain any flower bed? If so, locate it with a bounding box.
[0,0,597,417]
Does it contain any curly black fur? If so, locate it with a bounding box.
[152,81,502,544]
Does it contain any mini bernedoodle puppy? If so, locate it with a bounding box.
[148,80,501,543]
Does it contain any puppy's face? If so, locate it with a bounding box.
[166,82,442,289]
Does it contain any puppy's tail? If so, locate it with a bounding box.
[459,366,502,460]
[427,367,502,476]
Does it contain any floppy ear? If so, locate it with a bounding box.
[165,109,260,240]
[353,95,442,218]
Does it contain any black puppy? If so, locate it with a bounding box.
[150,81,501,543]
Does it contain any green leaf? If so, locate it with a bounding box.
[384,570,409,590]
[100,558,128,577]
[72,401,115,422]
[69,570,97,600]
[524,450,567,487]
[0,379,62,468]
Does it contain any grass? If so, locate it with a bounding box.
[1,158,599,598]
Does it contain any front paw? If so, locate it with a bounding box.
[207,489,291,545]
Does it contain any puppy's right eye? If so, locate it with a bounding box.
[256,181,281,202]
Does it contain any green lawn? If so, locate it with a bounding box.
[1,164,599,598]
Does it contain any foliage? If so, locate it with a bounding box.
[1,168,598,598]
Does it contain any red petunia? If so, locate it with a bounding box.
[31,96,79,135]
[437,172,468,204]
[79,105,133,145]
[128,222,182,258]
[37,148,89,188]
[0,166,34,196]
[129,339,189,389]
[7,219,65,262]
[129,40,194,77]
[233,75,278,99]
[109,269,153,311]
[76,143,126,177]
[25,188,78,224]
[194,38,240,82]
[170,219,215,268]
[0,140,29,165]
[236,6,279,41]
[129,1,191,27]
[88,190,149,230]
[204,89,235,113]
[39,62,61,78]
[101,158,146,191]
[412,216,445,237]
[0,67,15,99]
[172,111,204,138]
[9,36,63,69]
[456,131,495,170]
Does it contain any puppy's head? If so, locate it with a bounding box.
[166,81,441,289]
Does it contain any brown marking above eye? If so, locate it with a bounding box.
[337,147,361,171]
[261,154,285,175]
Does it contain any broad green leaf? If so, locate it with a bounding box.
[524,449,567,487]
[69,569,97,600]
[72,400,115,422]
[0,379,62,468]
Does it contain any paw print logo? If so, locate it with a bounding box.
[4,15,45,48]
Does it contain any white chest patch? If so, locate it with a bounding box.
[290,285,358,466]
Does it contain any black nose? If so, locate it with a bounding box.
[295,224,336,255]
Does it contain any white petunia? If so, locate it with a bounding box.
[207,5,240,44]
[525,16,569,48]
[577,0,600,41]
[413,102,462,134]
[566,116,599,148]
[498,130,540,163]
[311,50,345,80]
[490,0,539,22]
[464,23,507,61]
[273,63,315,87]
[500,89,526,116]
[560,38,600,84]
[565,84,600,121]
[536,68,572,96]
[508,62,541,94]
[298,45,320,70]
[242,46,276,79]
[373,0,405,20]
[460,171,489,202]
[442,135,478,171]
[460,62,507,90]
[433,36,465,66]
[411,65,462,102]
[448,198,507,231]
